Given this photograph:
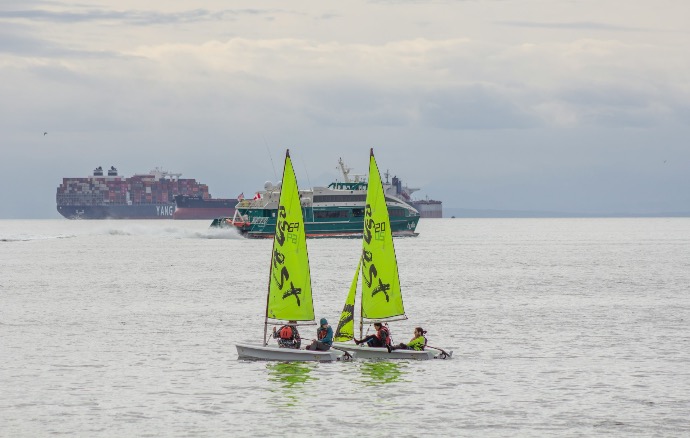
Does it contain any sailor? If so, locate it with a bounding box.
[272,320,301,349]
[306,318,333,351]
[355,322,391,348]
[387,327,427,352]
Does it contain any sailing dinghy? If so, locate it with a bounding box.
[332,149,451,360]
[235,150,343,362]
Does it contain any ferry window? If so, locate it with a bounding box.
[352,208,364,217]
[313,195,366,203]
[314,210,348,219]
[389,208,405,217]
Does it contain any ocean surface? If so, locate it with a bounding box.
[1,218,689,437]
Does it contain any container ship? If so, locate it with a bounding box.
[212,158,421,237]
[56,166,236,220]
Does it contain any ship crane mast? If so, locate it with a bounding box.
[337,157,366,183]
[337,157,352,183]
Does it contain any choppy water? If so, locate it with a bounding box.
[1,218,689,437]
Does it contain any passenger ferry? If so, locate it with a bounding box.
[213,159,420,238]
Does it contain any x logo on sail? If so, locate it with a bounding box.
[371,278,391,302]
[282,281,302,306]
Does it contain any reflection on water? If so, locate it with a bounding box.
[266,362,318,407]
[358,361,408,386]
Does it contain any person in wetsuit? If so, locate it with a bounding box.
[355,322,390,348]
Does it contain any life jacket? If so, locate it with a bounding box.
[317,327,328,340]
[408,335,427,351]
[375,325,391,346]
[279,325,294,340]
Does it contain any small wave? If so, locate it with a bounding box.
[0,234,77,242]
[50,364,107,369]
[107,229,133,236]
[189,228,242,240]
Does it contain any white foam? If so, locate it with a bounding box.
[101,224,242,240]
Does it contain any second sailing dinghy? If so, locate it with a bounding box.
[235,150,342,362]
[332,149,451,360]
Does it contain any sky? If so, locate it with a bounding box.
[1,0,688,218]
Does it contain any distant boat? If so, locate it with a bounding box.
[235,150,344,362]
[332,149,451,360]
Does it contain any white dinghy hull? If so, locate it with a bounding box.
[236,343,344,362]
[332,342,440,360]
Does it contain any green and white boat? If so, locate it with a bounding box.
[332,149,452,360]
[235,150,343,362]
[215,158,420,238]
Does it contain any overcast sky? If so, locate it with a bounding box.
[1,0,688,218]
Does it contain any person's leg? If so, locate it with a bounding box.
[315,342,331,351]
[367,338,384,348]
[356,335,376,345]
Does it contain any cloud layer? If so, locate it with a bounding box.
[1,0,688,217]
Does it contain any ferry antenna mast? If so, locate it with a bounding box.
[262,136,278,180]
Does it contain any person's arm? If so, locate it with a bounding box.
[321,326,333,344]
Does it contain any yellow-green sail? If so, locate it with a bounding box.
[334,258,360,342]
[265,150,315,323]
[360,149,406,322]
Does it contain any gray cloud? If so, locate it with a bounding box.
[497,21,645,32]
[419,86,536,130]
[0,8,282,26]
[0,28,118,57]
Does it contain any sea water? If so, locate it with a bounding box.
[1,218,689,437]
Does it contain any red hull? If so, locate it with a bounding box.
[173,207,236,220]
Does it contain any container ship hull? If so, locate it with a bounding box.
[410,200,443,218]
[57,204,175,219]
[173,195,238,220]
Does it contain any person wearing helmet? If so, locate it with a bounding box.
[272,320,301,349]
[305,318,333,351]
